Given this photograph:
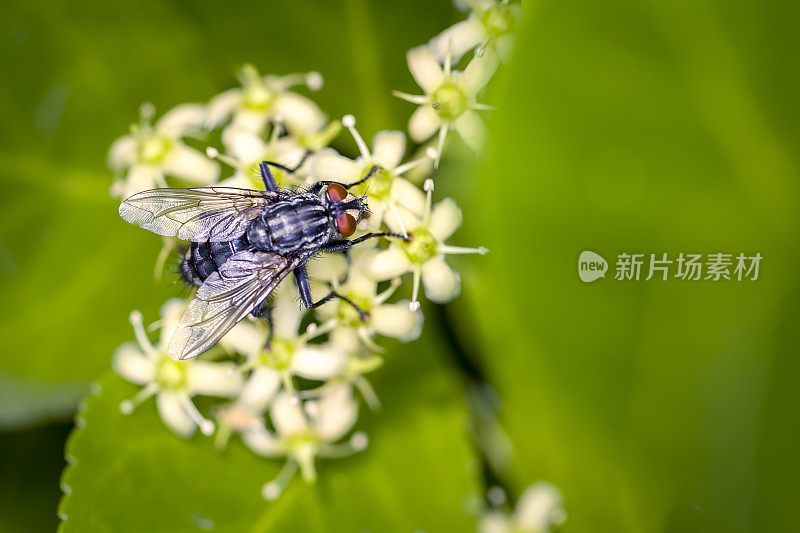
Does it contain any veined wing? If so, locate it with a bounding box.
[168,250,301,360]
[119,187,278,242]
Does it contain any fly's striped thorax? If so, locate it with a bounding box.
[261,195,332,255]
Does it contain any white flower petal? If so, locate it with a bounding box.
[478,512,513,533]
[221,320,266,358]
[495,34,516,63]
[108,135,137,171]
[275,92,326,135]
[514,482,566,531]
[272,292,304,339]
[156,391,195,438]
[186,361,242,397]
[312,148,361,182]
[408,105,442,143]
[458,49,500,96]
[121,164,162,197]
[241,425,284,457]
[429,16,487,63]
[368,247,412,280]
[307,253,348,284]
[271,391,309,436]
[390,178,426,218]
[156,104,206,138]
[159,298,187,339]
[371,130,406,169]
[239,367,281,412]
[407,46,444,94]
[329,328,360,354]
[230,109,269,134]
[206,88,241,128]
[453,109,487,152]
[421,255,461,303]
[314,384,357,442]
[292,346,347,380]
[163,143,219,184]
[429,197,463,241]
[371,303,423,342]
[112,343,154,384]
[221,128,268,163]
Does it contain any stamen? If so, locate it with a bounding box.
[409,266,422,311]
[423,178,434,224]
[129,311,157,356]
[318,431,369,458]
[394,147,437,175]
[214,423,233,451]
[471,102,495,111]
[355,377,381,412]
[444,39,453,76]
[438,244,489,255]
[391,90,428,105]
[205,147,243,171]
[302,319,336,342]
[180,396,216,436]
[357,328,384,353]
[119,383,158,415]
[435,122,449,168]
[152,239,174,282]
[139,102,155,124]
[281,372,298,401]
[305,71,324,91]
[262,460,298,500]
[341,115,371,160]
[375,278,402,304]
[388,202,409,238]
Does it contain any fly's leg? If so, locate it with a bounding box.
[259,151,312,190]
[251,300,275,349]
[310,165,381,194]
[293,265,368,320]
[320,232,409,253]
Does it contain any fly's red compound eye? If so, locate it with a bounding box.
[336,213,356,237]
[326,183,348,202]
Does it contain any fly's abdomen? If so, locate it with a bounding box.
[179,233,251,286]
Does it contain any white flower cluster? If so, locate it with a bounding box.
[109,0,519,504]
[480,482,566,533]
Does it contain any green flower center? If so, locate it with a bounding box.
[352,166,392,199]
[155,358,186,390]
[402,228,438,264]
[240,64,276,110]
[138,135,171,164]
[336,293,372,327]
[260,338,295,371]
[482,4,516,36]
[432,82,468,120]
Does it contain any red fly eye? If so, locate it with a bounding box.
[336,213,356,237]
[326,183,348,202]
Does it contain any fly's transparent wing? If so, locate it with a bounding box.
[168,250,300,360]
[119,187,278,242]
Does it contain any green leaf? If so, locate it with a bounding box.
[452,0,800,531]
[58,334,480,532]
[0,0,458,426]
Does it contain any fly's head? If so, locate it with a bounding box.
[323,182,370,238]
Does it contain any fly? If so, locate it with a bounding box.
[119,159,404,360]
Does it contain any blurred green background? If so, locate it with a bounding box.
[1,0,799,531]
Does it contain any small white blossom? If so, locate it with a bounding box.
[206,64,325,135]
[112,299,242,437]
[315,248,423,349]
[109,103,219,198]
[243,385,368,499]
[222,284,347,398]
[479,482,566,533]
[369,179,487,309]
[313,115,436,235]
[429,0,523,64]
[394,46,499,164]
